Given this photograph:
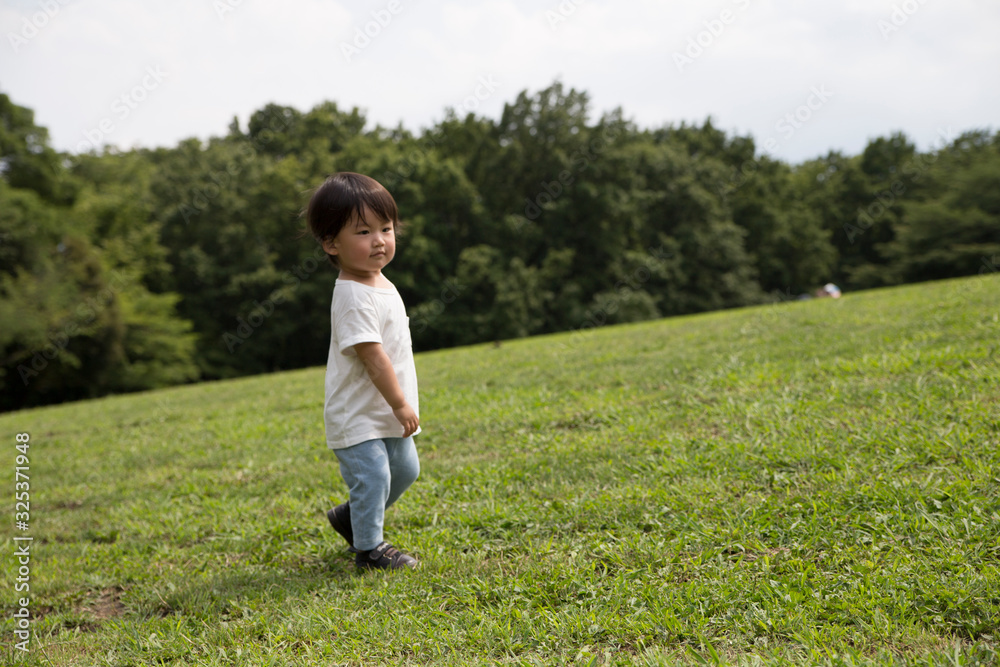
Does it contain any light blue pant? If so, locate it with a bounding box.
[334,437,419,551]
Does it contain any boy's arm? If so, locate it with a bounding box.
[353,342,419,438]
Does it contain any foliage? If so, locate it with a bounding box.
[1,86,998,408]
[0,100,198,411]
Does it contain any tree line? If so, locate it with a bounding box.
[2,83,998,411]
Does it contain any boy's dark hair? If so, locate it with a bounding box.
[305,172,400,268]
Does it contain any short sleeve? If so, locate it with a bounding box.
[334,294,382,356]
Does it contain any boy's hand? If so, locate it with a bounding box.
[392,403,420,438]
[354,342,419,438]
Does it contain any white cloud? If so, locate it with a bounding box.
[0,0,997,162]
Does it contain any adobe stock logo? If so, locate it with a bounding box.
[381,75,501,190]
[520,124,621,223]
[842,126,956,244]
[717,84,834,198]
[877,0,929,40]
[673,0,753,73]
[774,85,834,141]
[75,66,168,153]
[6,0,71,53]
[340,0,404,63]
[213,0,246,20]
[545,0,586,30]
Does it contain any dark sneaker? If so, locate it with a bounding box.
[326,503,357,553]
[355,541,418,571]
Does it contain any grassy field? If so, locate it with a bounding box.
[2,274,999,666]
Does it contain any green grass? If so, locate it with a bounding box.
[2,274,999,666]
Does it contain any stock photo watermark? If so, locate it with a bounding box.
[719,84,835,197]
[877,0,929,40]
[76,65,168,153]
[545,0,586,30]
[177,111,292,224]
[843,127,956,244]
[222,246,328,353]
[411,279,465,335]
[16,270,132,386]
[557,244,675,351]
[673,0,753,73]
[12,432,34,653]
[213,0,246,20]
[773,85,834,142]
[520,123,621,223]
[340,0,404,63]
[380,75,500,190]
[6,0,71,53]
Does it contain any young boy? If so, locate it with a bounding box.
[305,172,421,570]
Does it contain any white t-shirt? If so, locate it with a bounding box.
[324,279,421,449]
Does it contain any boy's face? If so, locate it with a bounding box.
[322,207,396,282]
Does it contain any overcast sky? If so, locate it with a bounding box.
[1,0,997,164]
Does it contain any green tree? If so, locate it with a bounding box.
[0,92,74,203]
[886,131,1000,282]
[4,86,993,408]
[729,157,835,294]
[792,151,882,289]
[1,100,199,411]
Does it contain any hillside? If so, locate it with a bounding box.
[2,274,998,666]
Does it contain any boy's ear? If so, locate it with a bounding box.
[321,237,338,255]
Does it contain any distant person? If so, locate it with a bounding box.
[815,283,842,299]
[305,172,421,570]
